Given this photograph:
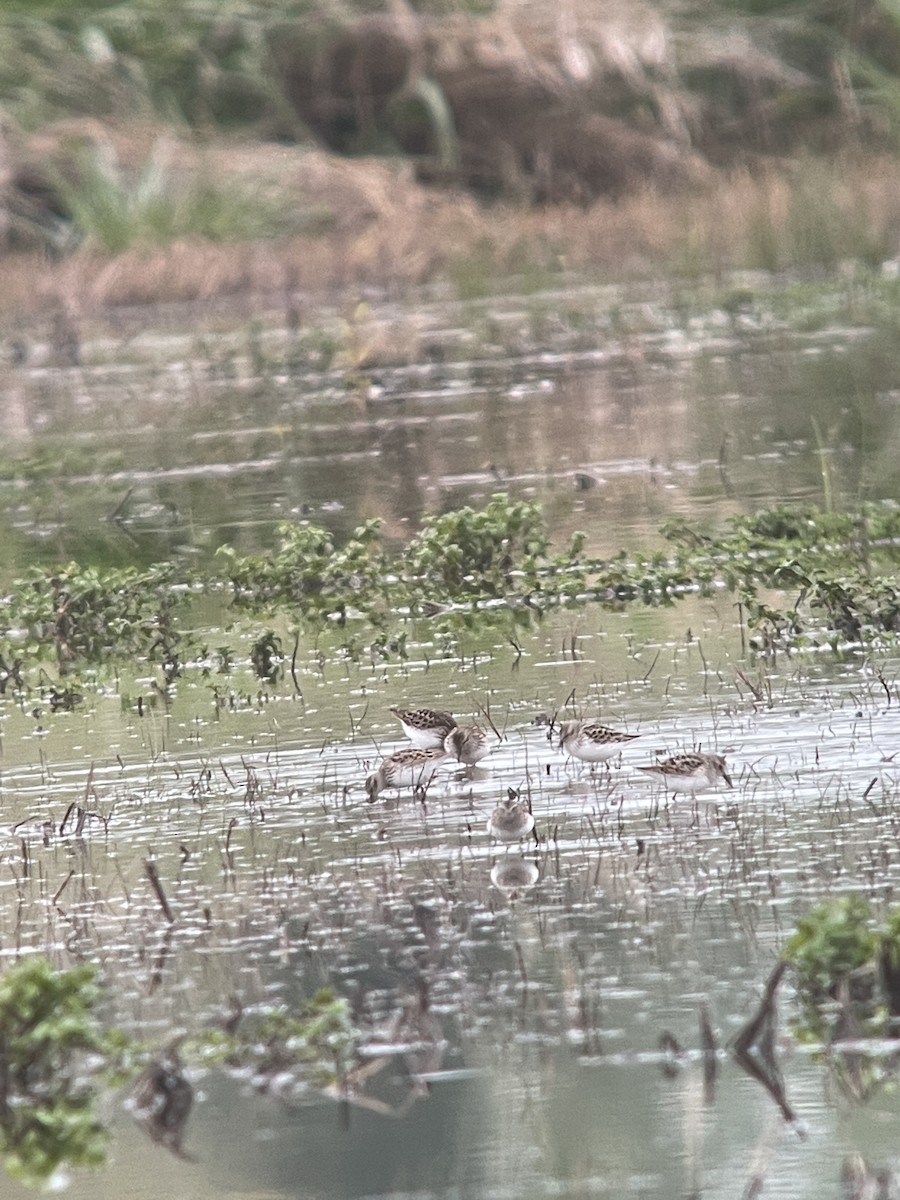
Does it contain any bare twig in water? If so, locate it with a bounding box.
[514,940,528,1002]
[58,801,76,837]
[224,816,239,870]
[861,777,880,816]
[642,648,661,683]
[735,669,764,703]
[145,860,175,924]
[874,665,893,707]
[59,763,97,836]
[736,600,747,657]
[732,961,803,1132]
[290,630,303,699]
[52,870,75,906]
[477,700,502,741]
[106,486,134,525]
[699,1001,719,1102]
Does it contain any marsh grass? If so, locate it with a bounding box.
[4,144,900,315]
[50,139,325,254]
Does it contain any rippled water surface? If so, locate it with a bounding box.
[3,281,900,1197]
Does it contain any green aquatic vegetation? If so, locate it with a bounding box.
[783,896,900,1043]
[671,503,900,563]
[879,909,900,1024]
[0,958,361,1187]
[402,494,557,599]
[0,959,110,1187]
[661,504,900,650]
[190,989,358,1090]
[10,560,190,673]
[219,517,390,622]
[4,497,900,683]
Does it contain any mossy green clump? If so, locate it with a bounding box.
[662,503,900,651]
[218,517,389,623]
[402,494,552,599]
[0,959,110,1188]
[11,560,186,674]
[783,896,900,1044]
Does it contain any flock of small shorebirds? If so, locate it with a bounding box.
[367,707,734,842]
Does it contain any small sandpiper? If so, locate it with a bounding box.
[558,719,639,764]
[365,747,447,800]
[390,706,457,749]
[487,791,535,842]
[637,752,733,794]
[444,723,490,765]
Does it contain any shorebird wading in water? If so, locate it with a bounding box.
[637,752,733,794]
[444,723,490,765]
[365,747,447,800]
[487,792,535,842]
[557,719,639,764]
[389,706,457,749]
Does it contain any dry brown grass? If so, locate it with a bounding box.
[2,127,900,328]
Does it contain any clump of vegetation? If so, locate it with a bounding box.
[783,896,900,1044]
[662,504,900,652]
[10,560,189,675]
[0,957,360,1188]
[193,989,358,1093]
[218,517,389,624]
[2,496,900,685]
[51,141,315,254]
[0,959,110,1188]
[402,494,555,599]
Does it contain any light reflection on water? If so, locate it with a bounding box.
[2,301,900,1195]
[4,300,900,571]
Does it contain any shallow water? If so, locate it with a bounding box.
[2,281,900,1196]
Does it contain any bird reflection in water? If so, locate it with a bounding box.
[490,856,540,899]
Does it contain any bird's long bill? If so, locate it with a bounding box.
[722,770,734,788]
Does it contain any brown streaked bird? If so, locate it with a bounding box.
[557,719,639,764]
[637,752,733,794]
[365,747,448,801]
[444,723,489,765]
[390,706,457,749]
[487,793,535,842]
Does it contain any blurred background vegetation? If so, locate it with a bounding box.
[2,0,900,296]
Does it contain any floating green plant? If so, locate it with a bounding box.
[402,494,557,599]
[0,957,362,1187]
[9,559,191,674]
[0,959,110,1188]
[1,497,900,686]
[782,896,900,1045]
[191,989,358,1092]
